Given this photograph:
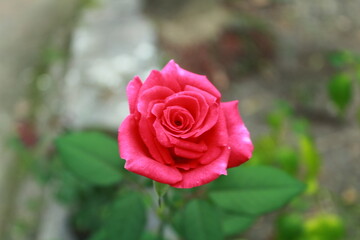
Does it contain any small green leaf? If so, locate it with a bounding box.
[210,166,305,215]
[298,135,320,181]
[222,214,257,236]
[267,101,293,131]
[276,213,304,240]
[328,51,353,68]
[91,192,146,240]
[304,214,345,240]
[177,200,224,240]
[275,146,299,176]
[154,181,169,198]
[327,73,352,114]
[56,131,122,186]
[292,118,310,135]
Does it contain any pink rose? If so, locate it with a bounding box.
[118,60,253,188]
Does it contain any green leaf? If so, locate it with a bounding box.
[249,135,277,165]
[177,200,224,240]
[267,101,293,131]
[209,166,305,215]
[327,73,352,114]
[298,135,320,181]
[222,213,257,236]
[154,181,169,198]
[55,131,122,186]
[91,192,146,240]
[304,214,345,240]
[275,146,299,176]
[328,51,353,68]
[140,232,163,240]
[276,213,304,240]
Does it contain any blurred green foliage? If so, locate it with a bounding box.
[46,129,305,240]
[327,50,360,117]
[12,94,352,239]
[251,101,321,194]
[248,101,348,240]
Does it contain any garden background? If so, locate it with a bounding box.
[0,0,359,239]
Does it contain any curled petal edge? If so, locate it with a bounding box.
[119,115,182,185]
[221,101,254,168]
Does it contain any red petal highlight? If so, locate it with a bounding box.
[158,61,182,92]
[221,101,253,168]
[126,76,142,114]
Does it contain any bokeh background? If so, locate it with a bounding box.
[0,0,359,239]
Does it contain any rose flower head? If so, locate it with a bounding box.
[118,60,253,188]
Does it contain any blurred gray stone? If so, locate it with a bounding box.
[63,0,158,129]
[0,0,80,239]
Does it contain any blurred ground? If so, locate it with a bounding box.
[149,1,360,239]
[0,0,359,239]
[0,0,80,239]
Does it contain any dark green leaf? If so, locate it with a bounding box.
[56,131,122,186]
[141,232,163,240]
[178,200,224,240]
[91,192,146,240]
[222,213,257,236]
[210,166,305,215]
[276,213,304,240]
[327,73,352,113]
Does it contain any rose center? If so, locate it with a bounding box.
[162,106,194,134]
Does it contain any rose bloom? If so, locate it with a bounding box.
[118,60,253,188]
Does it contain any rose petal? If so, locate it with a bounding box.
[221,101,253,168]
[198,108,228,164]
[193,102,219,137]
[138,86,174,115]
[151,103,165,118]
[126,76,142,114]
[163,106,194,133]
[174,61,221,99]
[119,115,182,184]
[174,147,204,159]
[140,69,181,93]
[171,147,230,188]
[157,62,182,92]
[184,85,218,104]
[173,160,200,170]
[178,91,209,132]
[139,116,174,165]
[165,94,200,119]
[169,138,207,153]
[198,146,222,165]
[153,119,172,147]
